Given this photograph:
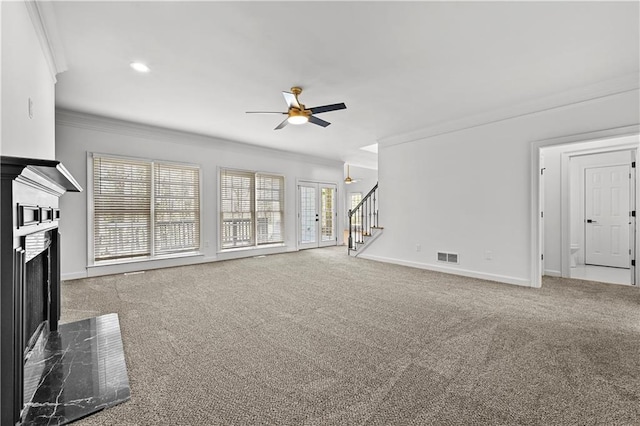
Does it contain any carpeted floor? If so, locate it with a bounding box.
[61,247,640,425]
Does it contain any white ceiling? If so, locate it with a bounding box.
[51,1,639,169]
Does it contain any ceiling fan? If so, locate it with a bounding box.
[246,87,346,130]
[344,164,360,184]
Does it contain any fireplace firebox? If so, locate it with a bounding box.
[1,156,81,425]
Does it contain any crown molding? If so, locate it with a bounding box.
[24,0,67,82]
[379,72,640,148]
[55,109,344,168]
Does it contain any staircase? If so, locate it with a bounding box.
[348,182,382,256]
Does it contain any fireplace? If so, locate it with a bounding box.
[1,156,81,425]
[24,232,52,353]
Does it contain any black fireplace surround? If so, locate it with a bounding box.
[1,156,82,425]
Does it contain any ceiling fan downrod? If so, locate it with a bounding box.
[291,86,304,110]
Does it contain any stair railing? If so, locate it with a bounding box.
[348,182,378,254]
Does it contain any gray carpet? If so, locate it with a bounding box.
[61,247,640,425]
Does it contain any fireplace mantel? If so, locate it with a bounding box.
[1,156,82,194]
[1,156,82,425]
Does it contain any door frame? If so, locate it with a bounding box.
[540,154,545,277]
[530,125,640,288]
[296,179,339,250]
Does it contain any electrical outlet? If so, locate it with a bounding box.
[416,244,421,252]
[485,250,492,260]
[205,240,210,248]
[28,98,34,119]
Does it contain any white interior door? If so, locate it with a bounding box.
[298,182,337,249]
[585,165,630,268]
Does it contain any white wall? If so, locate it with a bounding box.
[55,110,344,279]
[542,142,635,276]
[363,89,640,286]
[1,3,3,148]
[1,1,56,159]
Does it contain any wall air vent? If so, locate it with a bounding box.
[437,251,459,264]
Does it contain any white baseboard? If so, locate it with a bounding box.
[63,245,297,279]
[61,271,89,281]
[86,255,220,278]
[543,269,562,277]
[358,254,533,287]
[353,229,383,257]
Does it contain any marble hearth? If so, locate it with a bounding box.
[21,314,130,425]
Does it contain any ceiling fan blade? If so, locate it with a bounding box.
[274,118,289,130]
[309,115,331,128]
[246,111,287,114]
[309,103,347,114]
[282,91,301,109]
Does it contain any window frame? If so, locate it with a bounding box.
[88,152,203,266]
[349,192,363,227]
[218,167,286,252]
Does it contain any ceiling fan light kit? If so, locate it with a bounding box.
[247,86,346,130]
[287,108,310,125]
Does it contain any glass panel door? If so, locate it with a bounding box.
[320,185,336,246]
[298,182,337,249]
[299,184,318,249]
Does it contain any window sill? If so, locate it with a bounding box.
[217,243,285,254]
[89,251,203,268]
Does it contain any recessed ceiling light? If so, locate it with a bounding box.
[130,62,150,73]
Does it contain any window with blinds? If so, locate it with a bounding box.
[256,174,284,244]
[220,168,284,249]
[93,157,152,261]
[92,155,200,263]
[154,163,200,255]
[220,169,255,248]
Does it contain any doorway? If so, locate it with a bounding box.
[534,133,639,288]
[568,151,635,285]
[298,181,338,249]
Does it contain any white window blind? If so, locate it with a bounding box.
[154,163,200,255]
[93,156,152,261]
[220,169,284,249]
[220,169,255,248]
[92,155,200,263]
[256,174,284,244]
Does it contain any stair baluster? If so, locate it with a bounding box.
[348,182,379,254]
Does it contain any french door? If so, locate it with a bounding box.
[298,182,337,249]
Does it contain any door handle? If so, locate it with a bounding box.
[586,219,598,224]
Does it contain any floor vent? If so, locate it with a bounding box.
[437,252,459,264]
